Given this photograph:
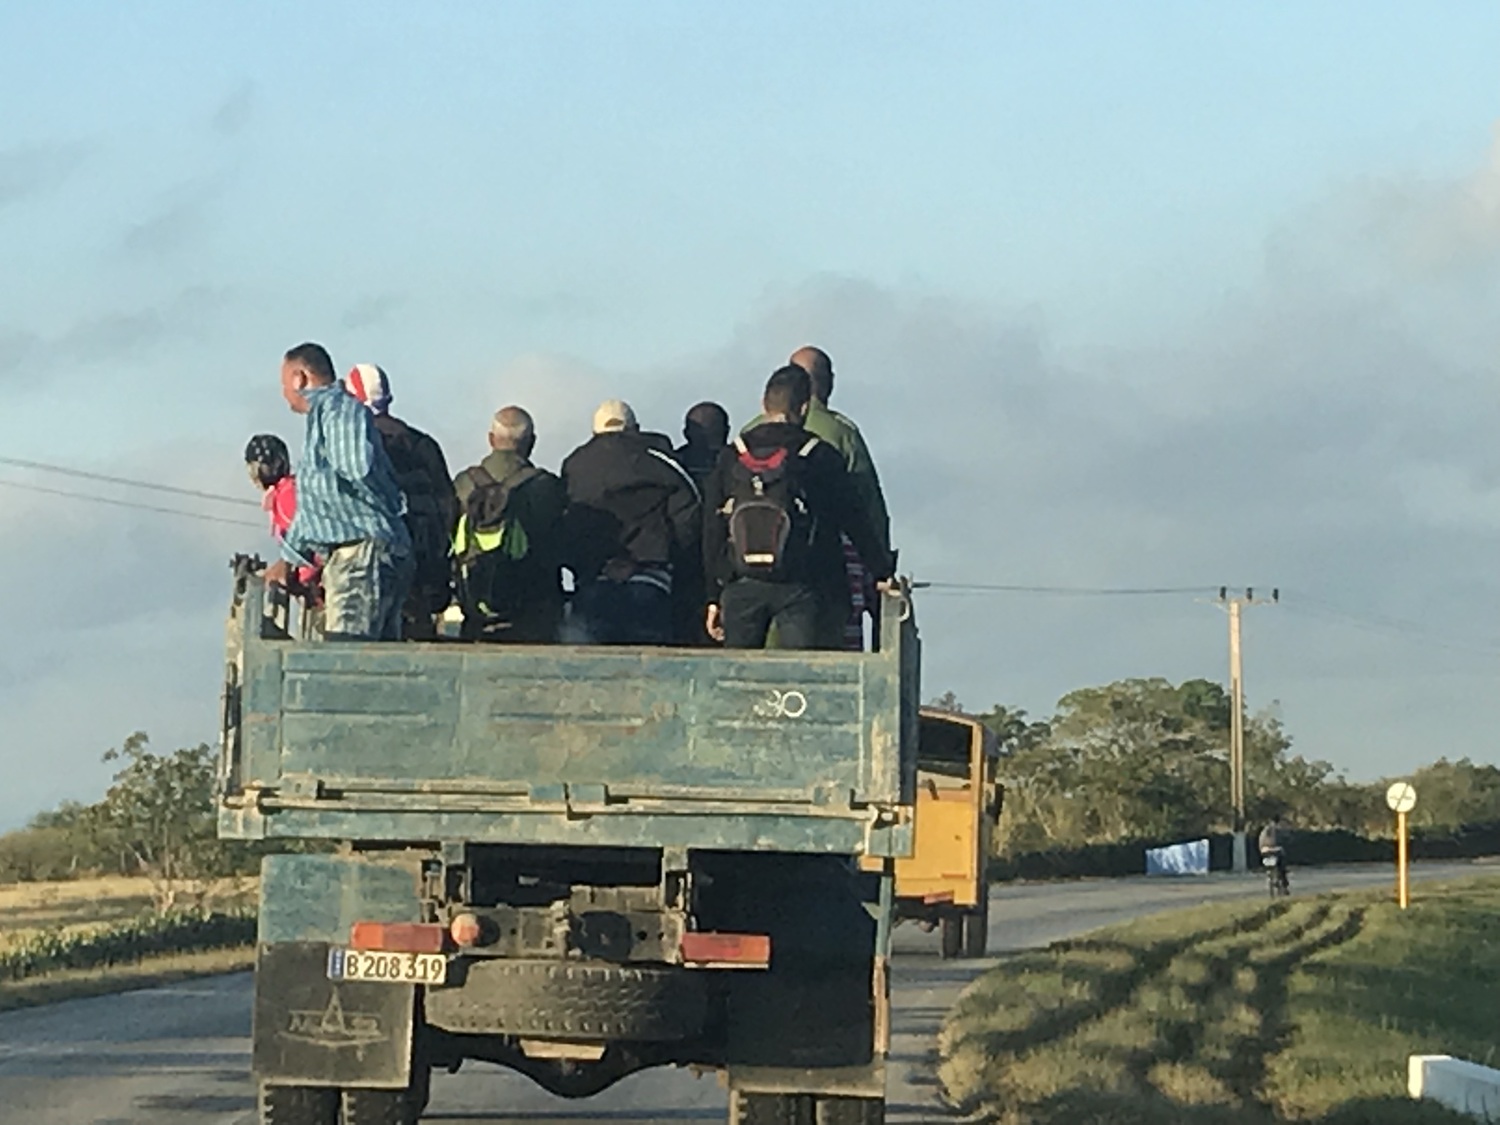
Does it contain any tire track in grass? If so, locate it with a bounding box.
[965,904,1294,1065]
[948,901,1370,1123]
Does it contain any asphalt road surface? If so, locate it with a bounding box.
[0,861,1485,1125]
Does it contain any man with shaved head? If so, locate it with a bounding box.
[777,345,892,648]
[787,346,890,544]
[451,405,568,642]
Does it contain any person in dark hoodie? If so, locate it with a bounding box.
[561,399,701,644]
[671,401,729,644]
[674,401,730,492]
[703,366,894,650]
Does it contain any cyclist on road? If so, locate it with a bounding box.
[1258,815,1290,895]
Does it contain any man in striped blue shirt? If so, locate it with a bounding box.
[263,342,415,640]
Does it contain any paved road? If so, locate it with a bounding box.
[0,861,1486,1125]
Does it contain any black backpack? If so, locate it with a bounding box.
[722,434,821,580]
[455,464,544,620]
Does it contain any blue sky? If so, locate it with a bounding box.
[3,4,1500,826]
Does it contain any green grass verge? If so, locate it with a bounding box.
[940,875,1500,1124]
[0,946,254,1012]
[0,909,255,982]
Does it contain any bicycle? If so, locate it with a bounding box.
[1262,849,1290,898]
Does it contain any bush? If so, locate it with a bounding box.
[987,820,1500,881]
[0,909,255,982]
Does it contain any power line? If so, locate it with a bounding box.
[1282,594,1500,657]
[0,456,258,508]
[915,581,1212,597]
[0,478,264,529]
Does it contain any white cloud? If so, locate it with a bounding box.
[8,131,1500,827]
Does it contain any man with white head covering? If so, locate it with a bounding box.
[344,363,459,638]
[560,400,700,644]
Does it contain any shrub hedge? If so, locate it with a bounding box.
[988,820,1500,881]
[0,909,255,982]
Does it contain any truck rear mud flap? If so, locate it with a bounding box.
[253,942,415,1089]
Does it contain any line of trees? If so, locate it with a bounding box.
[7,683,1497,895]
[932,677,1500,855]
[0,733,260,912]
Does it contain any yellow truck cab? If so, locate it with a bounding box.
[865,707,1003,958]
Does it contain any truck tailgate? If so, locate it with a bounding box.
[220,583,918,857]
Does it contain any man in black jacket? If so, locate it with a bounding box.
[674,401,730,492]
[703,367,893,650]
[561,399,701,644]
[345,363,460,638]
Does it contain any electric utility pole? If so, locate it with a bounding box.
[1216,586,1278,873]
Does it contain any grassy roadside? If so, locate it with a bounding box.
[0,876,256,1011]
[940,875,1500,1124]
[0,946,253,1012]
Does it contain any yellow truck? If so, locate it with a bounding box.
[865,707,1003,958]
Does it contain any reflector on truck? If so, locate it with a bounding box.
[349,921,446,953]
[679,931,772,969]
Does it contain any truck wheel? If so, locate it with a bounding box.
[258,1084,338,1125]
[939,913,963,959]
[341,1081,425,1125]
[730,1092,814,1125]
[426,959,707,1041]
[816,1096,886,1125]
[962,892,990,958]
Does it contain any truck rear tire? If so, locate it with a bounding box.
[427,958,706,1041]
[939,913,963,959]
[341,1084,424,1125]
[962,893,990,958]
[816,1096,886,1125]
[730,1092,815,1125]
[258,1084,338,1125]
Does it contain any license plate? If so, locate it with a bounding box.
[327,948,448,985]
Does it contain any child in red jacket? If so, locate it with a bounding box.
[244,434,322,595]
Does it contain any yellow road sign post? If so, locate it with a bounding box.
[1386,781,1417,910]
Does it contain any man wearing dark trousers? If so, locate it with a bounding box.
[702,366,893,650]
[561,400,701,645]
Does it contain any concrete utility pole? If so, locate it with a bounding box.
[1216,587,1278,873]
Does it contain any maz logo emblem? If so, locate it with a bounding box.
[754,689,809,720]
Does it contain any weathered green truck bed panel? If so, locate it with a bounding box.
[220,583,919,856]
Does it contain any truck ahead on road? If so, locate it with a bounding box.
[219,571,920,1125]
[864,708,1002,959]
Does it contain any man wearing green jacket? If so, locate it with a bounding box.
[788,346,891,553]
[746,345,892,649]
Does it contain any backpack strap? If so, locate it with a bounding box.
[733,435,749,455]
[463,464,497,492]
[798,436,821,458]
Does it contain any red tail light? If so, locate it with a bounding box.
[449,913,483,947]
[349,922,446,953]
[680,931,772,969]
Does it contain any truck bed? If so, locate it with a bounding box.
[219,581,919,857]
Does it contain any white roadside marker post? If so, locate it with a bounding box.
[1386,781,1417,910]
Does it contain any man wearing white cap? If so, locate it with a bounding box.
[345,363,459,638]
[560,400,700,644]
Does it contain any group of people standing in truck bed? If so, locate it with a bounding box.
[249,342,894,650]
